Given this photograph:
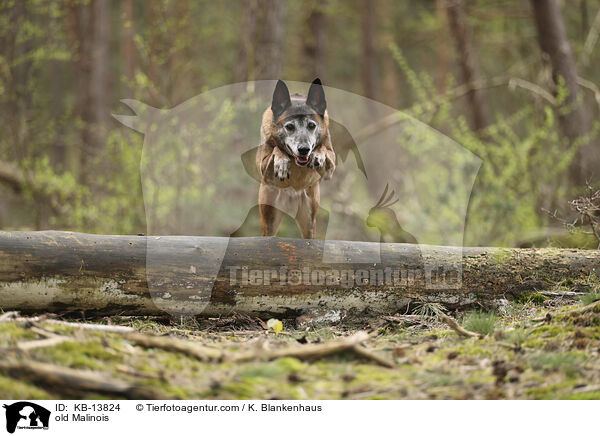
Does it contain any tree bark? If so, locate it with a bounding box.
[90,0,111,132]
[1,231,598,318]
[235,0,260,82]
[360,0,377,100]
[120,0,136,82]
[445,0,491,131]
[67,0,108,185]
[531,0,593,186]
[255,0,285,79]
[302,0,327,80]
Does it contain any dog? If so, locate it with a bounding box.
[256,78,335,238]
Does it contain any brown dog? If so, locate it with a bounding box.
[256,79,335,238]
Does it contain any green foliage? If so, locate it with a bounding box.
[528,351,587,378]
[389,35,600,247]
[581,289,600,306]
[462,311,497,336]
[0,0,598,245]
[518,292,549,305]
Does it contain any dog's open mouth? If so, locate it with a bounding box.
[295,155,310,166]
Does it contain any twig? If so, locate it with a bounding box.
[351,345,396,368]
[439,314,481,339]
[15,323,75,351]
[0,359,174,399]
[229,331,370,363]
[577,77,600,108]
[125,332,224,362]
[582,8,600,66]
[559,299,600,317]
[1,313,134,333]
[115,364,161,379]
[531,300,600,323]
[508,78,555,105]
[382,315,424,325]
[532,313,553,323]
[573,384,600,394]
[0,311,19,321]
[16,336,71,351]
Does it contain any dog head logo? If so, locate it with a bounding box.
[3,402,50,434]
[114,80,481,315]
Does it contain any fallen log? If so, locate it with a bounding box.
[0,231,598,317]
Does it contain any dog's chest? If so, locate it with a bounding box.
[280,164,322,190]
[274,185,308,210]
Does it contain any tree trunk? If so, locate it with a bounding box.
[255,0,285,79]
[360,0,377,100]
[531,0,593,187]
[302,0,327,80]
[235,0,260,83]
[90,0,111,133]
[445,0,491,131]
[120,0,136,83]
[1,231,598,318]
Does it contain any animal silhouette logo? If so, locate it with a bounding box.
[113,80,481,313]
[3,402,50,433]
[366,184,418,244]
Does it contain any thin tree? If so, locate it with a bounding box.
[256,0,285,79]
[302,0,327,80]
[120,0,136,83]
[445,0,491,131]
[531,0,593,187]
[360,0,377,100]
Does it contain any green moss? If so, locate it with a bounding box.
[563,390,600,400]
[518,292,549,305]
[526,380,578,399]
[528,324,567,338]
[527,352,587,378]
[0,322,39,342]
[274,357,307,373]
[36,339,122,369]
[221,378,261,399]
[0,375,51,399]
[0,297,598,400]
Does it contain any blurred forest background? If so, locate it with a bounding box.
[1,0,600,247]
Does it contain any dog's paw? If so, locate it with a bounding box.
[308,151,325,169]
[274,154,291,180]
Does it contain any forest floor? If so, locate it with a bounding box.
[1,285,600,400]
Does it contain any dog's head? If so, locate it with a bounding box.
[270,78,327,166]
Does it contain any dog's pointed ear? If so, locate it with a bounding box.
[271,80,292,120]
[307,78,326,116]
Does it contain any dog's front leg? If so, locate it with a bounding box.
[308,143,335,180]
[273,147,291,181]
[295,184,319,239]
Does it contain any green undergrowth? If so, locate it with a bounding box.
[1,297,599,400]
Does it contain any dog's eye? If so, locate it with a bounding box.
[284,123,295,132]
[307,121,317,130]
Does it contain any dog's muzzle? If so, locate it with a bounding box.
[296,145,311,165]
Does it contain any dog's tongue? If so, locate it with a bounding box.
[296,155,309,164]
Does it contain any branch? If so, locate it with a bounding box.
[0,359,173,399]
[577,77,600,108]
[439,313,481,339]
[582,8,600,66]
[0,160,25,193]
[1,313,135,333]
[125,332,224,362]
